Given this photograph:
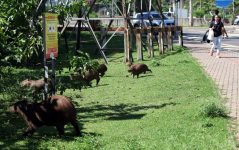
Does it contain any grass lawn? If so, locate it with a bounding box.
[0,36,236,149]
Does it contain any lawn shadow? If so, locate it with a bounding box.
[78,102,177,122]
[90,83,109,88]
[136,74,154,78]
[159,47,186,60]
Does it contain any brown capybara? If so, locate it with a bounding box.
[20,78,44,92]
[83,69,100,86]
[8,95,81,136]
[128,63,152,78]
[70,73,84,81]
[97,64,107,77]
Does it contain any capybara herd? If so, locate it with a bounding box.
[8,95,81,136]
[10,62,152,137]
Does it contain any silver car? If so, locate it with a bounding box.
[132,11,175,27]
[233,15,239,25]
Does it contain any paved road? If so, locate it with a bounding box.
[183,25,239,47]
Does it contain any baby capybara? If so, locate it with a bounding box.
[97,64,107,77]
[8,95,81,136]
[21,78,44,92]
[128,63,152,78]
[83,69,100,86]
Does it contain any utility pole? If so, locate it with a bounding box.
[233,0,235,14]
[189,0,193,26]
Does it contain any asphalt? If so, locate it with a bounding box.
[184,25,239,144]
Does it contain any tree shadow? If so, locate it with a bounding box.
[78,102,177,122]
[159,47,187,60]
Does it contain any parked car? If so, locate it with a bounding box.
[163,12,174,19]
[132,11,175,28]
[233,15,239,25]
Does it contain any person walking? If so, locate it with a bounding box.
[211,9,228,38]
[209,15,225,58]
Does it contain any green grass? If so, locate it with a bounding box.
[0,44,236,149]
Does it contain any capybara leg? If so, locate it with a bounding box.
[71,120,81,136]
[23,127,36,136]
[137,74,139,78]
[96,78,100,86]
[56,125,65,136]
[87,81,92,87]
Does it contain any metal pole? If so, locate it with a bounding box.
[43,13,48,101]
[44,58,48,101]
[51,54,56,95]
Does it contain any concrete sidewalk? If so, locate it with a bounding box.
[184,39,239,142]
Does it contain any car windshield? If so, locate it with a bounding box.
[136,13,167,19]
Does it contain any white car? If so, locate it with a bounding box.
[233,15,239,25]
[132,11,175,27]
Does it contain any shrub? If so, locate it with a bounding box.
[201,102,227,118]
[194,9,204,18]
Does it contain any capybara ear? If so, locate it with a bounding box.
[126,61,132,67]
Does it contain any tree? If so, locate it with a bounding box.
[0,0,42,66]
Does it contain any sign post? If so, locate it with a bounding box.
[43,13,58,100]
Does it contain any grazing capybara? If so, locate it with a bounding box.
[20,78,44,92]
[128,63,152,78]
[83,69,100,86]
[8,95,81,136]
[97,64,107,77]
[70,73,84,81]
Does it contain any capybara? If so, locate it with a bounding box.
[70,73,84,81]
[21,78,53,94]
[97,64,107,77]
[8,95,81,136]
[83,69,100,86]
[128,63,152,78]
[20,78,44,92]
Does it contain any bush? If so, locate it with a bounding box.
[194,10,204,18]
[201,102,227,118]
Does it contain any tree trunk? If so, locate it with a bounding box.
[75,8,82,53]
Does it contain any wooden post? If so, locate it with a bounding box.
[129,29,134,62]
[159,27,165,54]
[164,27,168,50]
[168,27,173,50]
[147,28,153,57]
[157,28,162,55]
[150,28,154,57]
[178,26,183,46]
[123,0,130,62]
[124,28,130,62]
[136,29,143,61]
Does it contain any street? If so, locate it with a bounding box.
[183,25,239,50]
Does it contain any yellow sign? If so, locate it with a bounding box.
[43,13,58,59]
